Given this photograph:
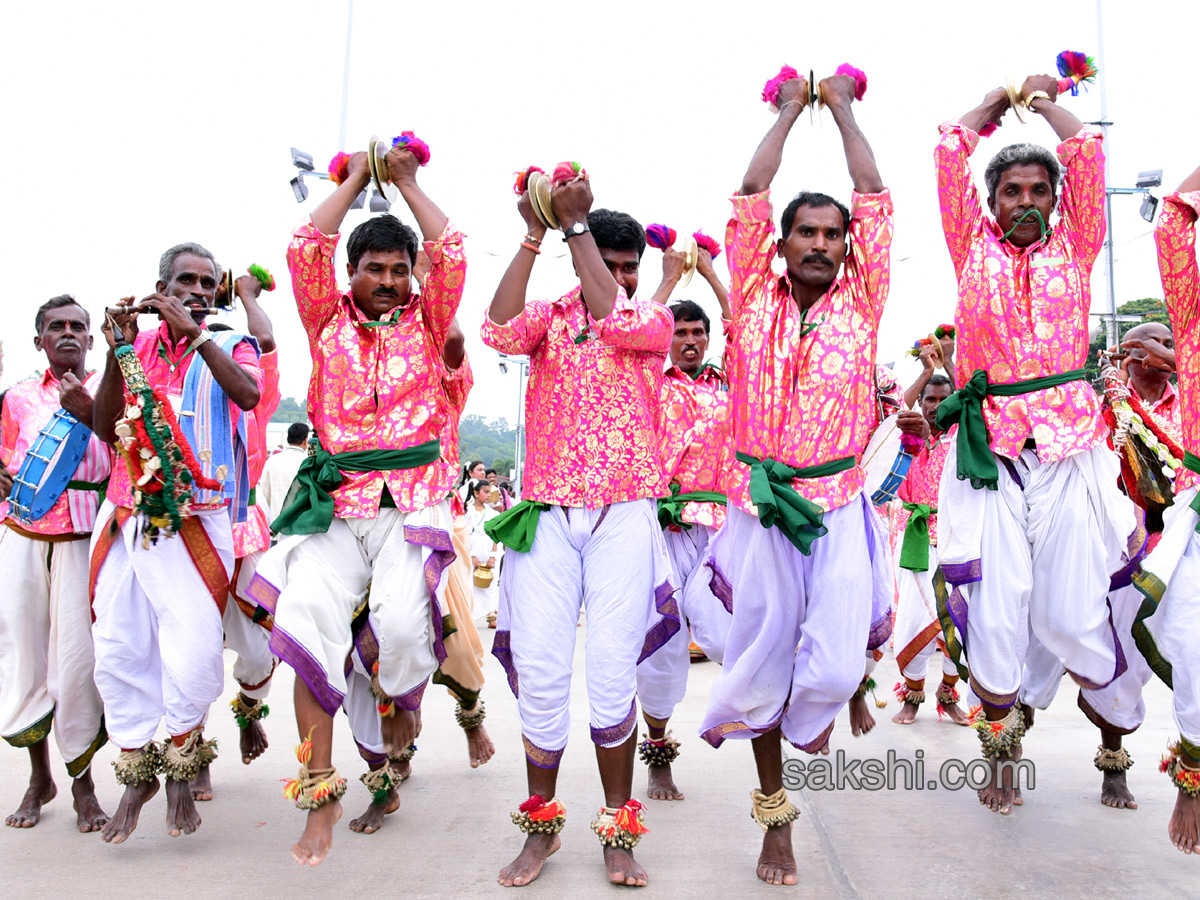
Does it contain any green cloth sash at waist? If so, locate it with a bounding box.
[936,367,1086,491]
[735,452,855,557]
[656,483,727,530]
[484,500,551,553]
[271,440,441,536]
[1185,452,1200,533]
[247,487,256,508]
[898,502,935,572]
[65,478,109,496]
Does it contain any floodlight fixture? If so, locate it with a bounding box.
[1140,193,1159,223]
[1135,169,1162,190]
[291,147,315,172]
[350,188,367,210]
[290,176,308,203]
[369,190,391,213]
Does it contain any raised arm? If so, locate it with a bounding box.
[385,147,448,243]
[646,248,688,307]
[820,75,883,194]
[93,301,139,443]
[310,152,371,238]
[551,176,620,321]
[902,343,939,409]
[1155,166,1200,333]
[236,275,275,353]
[740,78,808,196]
[696,249,732,321]
[1022,75,1084,143]
[958,86,1011,137]
[489,191,548,326]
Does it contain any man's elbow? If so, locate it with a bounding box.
[236,387,261,411]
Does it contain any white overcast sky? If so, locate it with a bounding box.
[2,0,1197,425]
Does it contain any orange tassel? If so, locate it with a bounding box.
[295,725,316,764]
[282,778,302,800]
[613,802,648,836]
[529,800,565,822]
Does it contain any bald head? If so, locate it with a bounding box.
[1124,321,1174,394]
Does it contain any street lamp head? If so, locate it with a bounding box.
[1140,193,1159,224]
[368,190,391,213]
[290,175,309,204]
[350,188,367,210]
[1136,169,1162,189]
[291,147,315,172]
[498,360,508,374]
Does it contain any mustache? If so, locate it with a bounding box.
[372,287,400,298]
[802,253,834,267]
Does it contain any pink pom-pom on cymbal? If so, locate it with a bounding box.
[645,224,677,250]
[391,131,431,166]
[693,231,721,260]
[550,161,586,186]
[833,63,868,102]
[978,121,998,138]
[513,165,545,195]
[762,65,801,110]
[328,152,352,185]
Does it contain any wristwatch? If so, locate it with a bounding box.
[1023,90,1051,110]
[563,221,590,241]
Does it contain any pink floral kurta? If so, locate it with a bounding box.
[659,365,730,529]
[1155,191,1200,493]
[724,188,894,514]
[894,432,953,545]
[481,286,671,508]
[935,122,1108,462]
[287,220,465,517]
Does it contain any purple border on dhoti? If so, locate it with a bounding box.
[706,559,734,615]
[355,741,386,766]
[244,571,280,615]
[969,676,1019,709]
[522,734,564,769]
[396,677,428,712]
[940,559,982,586]
[867,606,893,651]
[1070,597,1128,690]
[270,625,344,717]
[701,711,784,749]
[590,697,638,746]
[491,629,518,696]
[637,580,681,664]
[947,586,970,656]
[791,718,836,754]
[405,524,456,666]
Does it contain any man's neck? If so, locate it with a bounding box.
[48,361,87,383]
[790,280,830,313]
[1131,376,1168,406]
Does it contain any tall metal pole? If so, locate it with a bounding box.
[338,0,354,151]
[1096,0,1119,345]
[514,361,527,498]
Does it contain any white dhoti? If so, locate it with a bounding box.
[224,549,276,701]
[700,494,894,752]
[492,500,677,766]
[1134,488,1200,746]
[90,502,232,748]
[251,501,455,717]
[936,443,1135,708]
[636,524,732,724]
[0,525,106,774]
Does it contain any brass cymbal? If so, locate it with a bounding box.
[369,135,400,205]
[679,235,699,289]
[529,172,560,230]
[1005,75,1028,124]
[216,269,234,309]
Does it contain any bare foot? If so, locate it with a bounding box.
[1169,789,1200,854]
[940,701,971,726]
[292,801,343,866]
[100,779,159,844]
[465,724,495,769]
[1100,770,1137,809]
[165,777,202,836]
[757,822,798,885]
[604,846,648,886]
[240,719,269,765]
[978,750,1019,815]
[498,832,560,886]
[848,694,875,736]
[380,708,417,755]
[348,790,399,834]
[71,772,109,832]
[5,774,56,828]
[189,765,213,802]
[647,762,684,801]
[892,702,919,725]
[1011,743,1024,807]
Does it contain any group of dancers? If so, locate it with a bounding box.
[1,63,1198,888]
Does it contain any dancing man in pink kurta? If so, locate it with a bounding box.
[1135,162,1200,853]
[699,72,894,886]
[634,249,736,804]
[251,146,465,866]
[932,76,1136,816]
[483,174,677,888]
